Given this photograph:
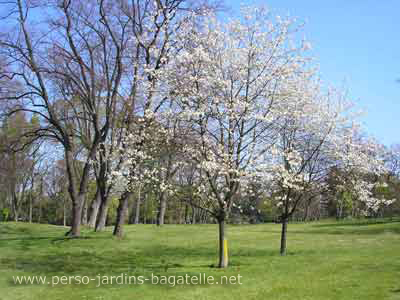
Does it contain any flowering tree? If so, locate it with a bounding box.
[166,7,313,267]
[93,0,225,233]
[99,115,166,235]
[268,96,394,254]
[92,0,193,231]
[330,137,396,218]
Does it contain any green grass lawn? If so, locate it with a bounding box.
[1,220,400,300]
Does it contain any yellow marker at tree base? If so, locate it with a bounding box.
[223,239,228,267]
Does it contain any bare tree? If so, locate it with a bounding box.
[0,0,130,236]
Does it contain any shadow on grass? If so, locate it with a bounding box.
[0,236,55,241]
[0,224,36,235]
[286,227,400,236]
[1,230,284,283]
[3,243,270,289]
[256,220,400,236]
[0,236,98,242]
[312,218,400,228]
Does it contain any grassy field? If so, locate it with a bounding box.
[0,220,400,300]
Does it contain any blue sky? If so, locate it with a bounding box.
[227,0,400,146]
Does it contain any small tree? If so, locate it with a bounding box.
[269,115,392,254]
[167,7,312,267]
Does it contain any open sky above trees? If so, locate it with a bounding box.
[226,0,400,146]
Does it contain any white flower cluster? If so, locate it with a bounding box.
[98,6,394,218]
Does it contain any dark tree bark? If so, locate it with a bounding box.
[28,179,33,223]
[143,195,148,224]
[113,192,132,237]
[336,198,344,220]
[280,193,291,256]
[12,189,24,222]
[28,198,32,223]
[303,199,310,222]
[88,188,101,228]
[81,198,88,226]
[13,195,19,222]
[134,190,142,224]
[64,145,95,237]
[63,198,67,227]
[280,216,288,256]
[38,177,43,223]
[95,197,110,231]
[184,203,189,224]
[191,205,196,224]
[157,192,167,226]
[69,196,83,237]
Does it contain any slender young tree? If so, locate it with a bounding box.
[166,7,313,267]
[267,96,392,255]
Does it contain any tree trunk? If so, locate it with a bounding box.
[12,193,19,222]
[184,203,189,224]
[134,188,141,224]
[69,196,83,237]
[88,188,101,228]
[157,192,167,226]
[303,202,309,222]
[64,148,88,237]
[280,217,288,256]
[81,198,88,226]
[337,202,343,219]
[29,194,32,223]
[336,195,344,220]
[95,195,110,231]
[113,192,131,237]
[63,198,66,227]
[218,217,228,268]
[29,174,35,223]
[38,201,41,223]
[202,210,208,224]
[144,195,148,224]
[38,177,43,223]
[191,205,196,224]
